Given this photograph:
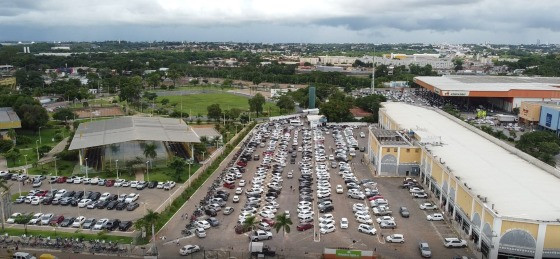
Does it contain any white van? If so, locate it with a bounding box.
[13,252,37,259]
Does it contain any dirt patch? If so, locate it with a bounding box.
[75,106,125,118]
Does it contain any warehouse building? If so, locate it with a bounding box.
[369,102,560,259]
[415,76,560,112]
[0,107,21,140]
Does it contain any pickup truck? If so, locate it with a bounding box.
[250,242,276,256]
[249,230,273,241]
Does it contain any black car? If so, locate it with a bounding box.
[90,192,101,201]
[126,202,139,211]
[105,219,121,231]
[70,199,79,207]
[96,200,110,209]
[148,181,158,189]
[84,191,93,199]
[60,217,76,227]
[42,197,54,205]
[108,194,118,201]
[106,200,118,210]
[115,202,127,211]
[74,191,84,199]
[319,205,334,213]
[205,209,217,217]
[119,221,132,231]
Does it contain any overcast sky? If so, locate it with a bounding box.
[1,0,559,44]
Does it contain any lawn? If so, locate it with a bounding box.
[11,192,28,201]
[15,127,69,150]
[0,228,133,244]
[144,163,201,183]
[156,93,280,117]
[27,159,76,177]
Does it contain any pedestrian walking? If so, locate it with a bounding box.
[176,239,180,246]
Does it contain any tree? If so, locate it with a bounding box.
[169,157,186,182]
[168,69,181,87]
[143,92,158,101]
[516,131,560,166]
[142,142,157,163]
[319,92,354,122]
[354,94,387,122]
[0,140,13,153]
[274,212,293,238]
[7,129,16,143]
[207,104,222,121]
[453,58,464,71]
[4,149,19,165]
[146,72,161,90]
[276,95,295,114]
[15,213,33,234]
[224,108,242,121]
[17,104,49,130]
[161,98,170,106]
[52,108,76,121]
[38,145,51,157]
[249,93,266,117]
[243,215,258,231]
[135,209,160,241]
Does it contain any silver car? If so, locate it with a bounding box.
[419,242,432,258]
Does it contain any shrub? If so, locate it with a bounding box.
[0,140,14,153]
[16,135,32,145]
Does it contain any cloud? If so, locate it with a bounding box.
[0,0,560,42]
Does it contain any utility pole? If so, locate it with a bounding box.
[371,46,376,94]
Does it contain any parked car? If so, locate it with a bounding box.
[60,217,76,227]
[105,219,121,231]
[126,202,139,211]
[93,218,108,230]
[50,215,65,225]
[72,216,86,228]
[83,218,97,229]
[119,221,132,231]
[419,242,432,258]
[179,245,201,255]
[427,213,444,221]
[443,238,467,248]
[358,224,377,235]
[386,234,405,243]
[297,223,313,231]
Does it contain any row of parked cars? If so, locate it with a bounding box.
[6,212,132,231]
[14,188,140,211]
[46,176,177,191]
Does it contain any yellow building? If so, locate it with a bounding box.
[367,128,421,176]
[519,101,542,125]
[371,102,560,259]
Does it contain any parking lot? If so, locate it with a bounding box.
[4,177,179,233]
[159,120,476,258]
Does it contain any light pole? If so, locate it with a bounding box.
[146,161,150,182]
[54,156,58,176]
[24,155,28,175]
[187,159,193,187]
[116,160,119,179]
[85,158,88,178]
[36,140,40,161]
[38,126,43,144]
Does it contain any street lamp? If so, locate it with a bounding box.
[85,158,89,178]
[116,159,119,179]
[146,161,150,182]
[38,126,43,144]
[35,140,40,161]
[187,159,193,187]
[54,156,58,176]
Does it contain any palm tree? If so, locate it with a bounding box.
[243,216,258,232]
[274,212,293,238]
[143,142,157,165]
[0,179,10,231]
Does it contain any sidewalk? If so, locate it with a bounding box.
[38,137,69,164]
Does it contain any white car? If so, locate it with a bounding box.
[179,245,201,255]
[164,181,176,190]
[297,206,312,213]
[40,213,54,225]
[336,185,344,194]
[89,178,99,185]
[72,216,86,228]
[29,213,43,225]
[239,180,246,187]
[30,196,43,205]
[7,213,21,223]
[235,188,243,195]
[99,192,111,201]
[298,211,314,218]
[195,227,207,238]
[114,179,126,187]
[298,201,311,207]
[320,224,336,234]
[78,199,92,208]
[356,215,373,224]
[409,187,424,193]
[130,181,139,188]
[386,234,405,243]
[444,237,467,248]
[354,210,370,218]
[259,211,275,219]
[427,213,444,221]
[413,192,428,198]
[319,219,335,228]
[358,224,377,235]
[73,177,84,184]
[196,220,211,229]
[376,216,395,224]
[156,182,165,189]
[232,195,240,203]
[319,214,334,222]
[125,193,139,203]
[340,218,349,229]
[352,203,367,212]
[262,206,277,213]
[93,219,109,230]
[420,203,438,210]
[54,189,67,198]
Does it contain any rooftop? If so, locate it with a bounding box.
[69,116,200,150]
[0,107,21,129]
[371,128,410,146]
[415,75,560,92]
[349,107,373,117]
[382,102,560,221]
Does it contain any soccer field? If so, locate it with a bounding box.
[156,92,280,117]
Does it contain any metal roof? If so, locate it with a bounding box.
[69,116,200,150]
[191,127,221,138]
[415,76,560,92]
[0,107,21,125]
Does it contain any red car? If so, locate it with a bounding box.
[223,182,235,189]
[50,215,64,225]
[35,190,48,197]
[297,223,313,231]
[262,218,275,227]
[56,176,67,183]
[105,179,115,187]
[368,195,384,201]
[236,161,247,167]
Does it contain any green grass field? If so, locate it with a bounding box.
[156,93,280,117]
